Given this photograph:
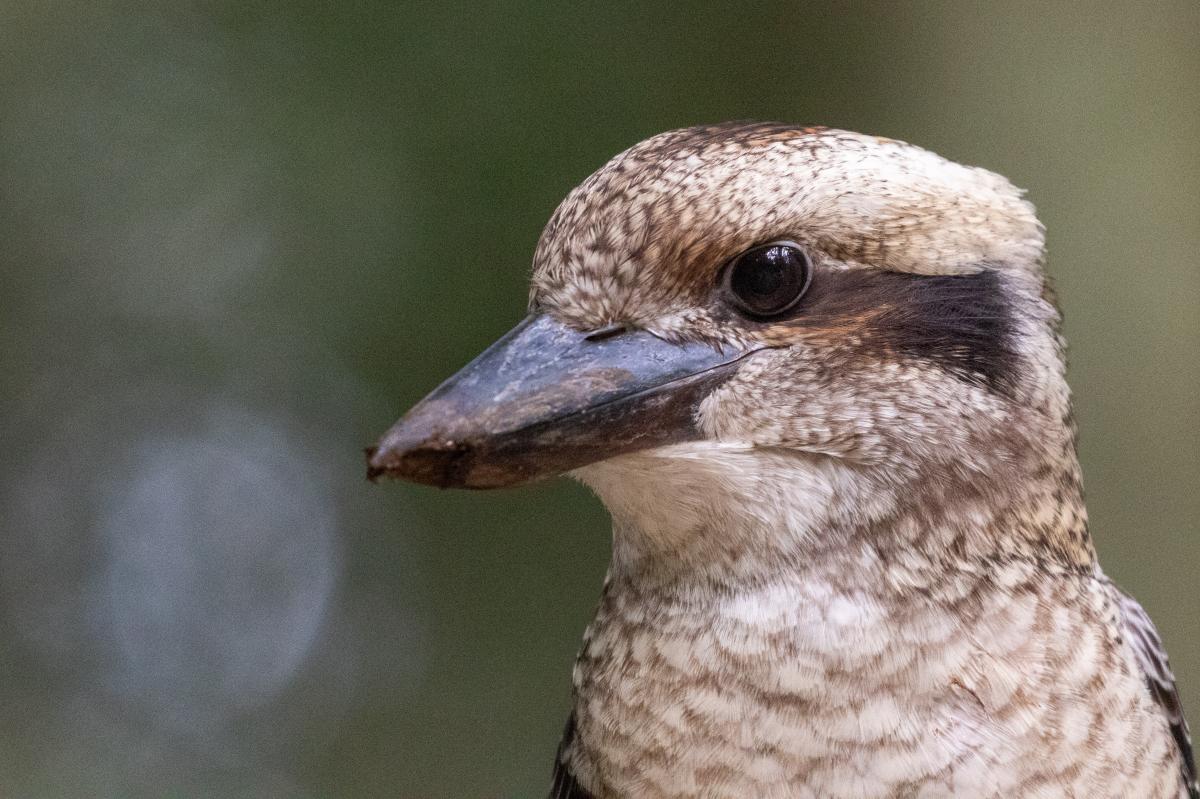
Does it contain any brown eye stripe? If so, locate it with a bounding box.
[757,267,1019,394]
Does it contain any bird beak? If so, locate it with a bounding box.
[367,314,754,489]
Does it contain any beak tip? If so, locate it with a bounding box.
[365,423,476,488]
[366,432,534,490]
[364,446,388,483]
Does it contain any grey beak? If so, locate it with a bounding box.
[367,314,754,489]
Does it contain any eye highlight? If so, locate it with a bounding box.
[723,241,812,318]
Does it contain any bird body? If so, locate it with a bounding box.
[371,124,1194,798]
[559,447,1182,797]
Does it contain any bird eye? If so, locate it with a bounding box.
[723,242,812,318]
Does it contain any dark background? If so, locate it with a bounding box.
[1,2,1196,796]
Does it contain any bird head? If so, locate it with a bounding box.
[370,124,1088,573]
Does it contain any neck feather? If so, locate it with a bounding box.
[574,437,1093,594]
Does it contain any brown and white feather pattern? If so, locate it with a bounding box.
[530,124,1193,797]
[559,517,1190,797]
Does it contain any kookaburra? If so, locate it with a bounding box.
[368,123,1196,798]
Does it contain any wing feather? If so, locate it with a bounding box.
[548,712,595,799]
[1113,585,1197,798]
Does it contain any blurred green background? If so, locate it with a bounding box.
[0,1,1196,796]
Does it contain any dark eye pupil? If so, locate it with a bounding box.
[727,244,810,317]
